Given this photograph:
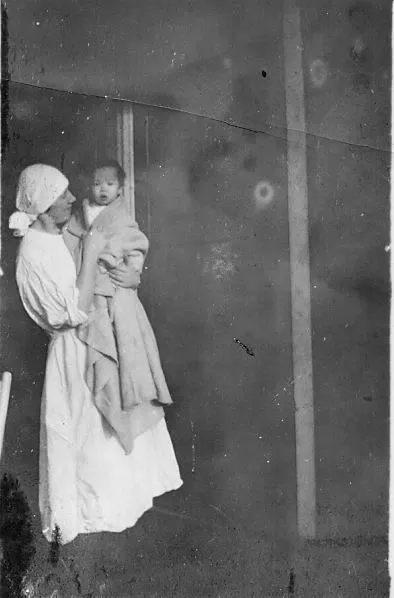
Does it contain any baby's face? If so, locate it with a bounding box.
[91,167,122,206]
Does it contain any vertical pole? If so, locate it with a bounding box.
[0,181,3,276]
[388,2,394,587]
[144,114,154,318]
[283,0,316,538]
[0,372,12,462]
[116,105,135,218]
[144,116,151,239]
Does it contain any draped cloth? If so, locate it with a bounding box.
[64,198,172,454]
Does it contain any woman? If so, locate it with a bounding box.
[9,164,182,545]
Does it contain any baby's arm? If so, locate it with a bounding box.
[125,250,145,274]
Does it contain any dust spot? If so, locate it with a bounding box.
[199,242,238,280]
[288,568,295,594]
[348,3,372,28]
[243,155,257,171]
[350,38,370,63]
[353,72,370,92]
[10,101,35,121]
[253,180,275,209]
[233,338,255,357]
[309,59,328,88]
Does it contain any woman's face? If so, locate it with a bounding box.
[47,188,76,227]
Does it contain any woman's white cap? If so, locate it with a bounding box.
[9,164,69,237]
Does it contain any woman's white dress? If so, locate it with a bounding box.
[16,229,182,545]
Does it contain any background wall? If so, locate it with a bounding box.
[0,0,390,595]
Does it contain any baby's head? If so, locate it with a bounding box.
[90,159,126,207]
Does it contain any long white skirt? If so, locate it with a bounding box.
[39,329,183,545]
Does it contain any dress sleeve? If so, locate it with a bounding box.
[17,256,88,331]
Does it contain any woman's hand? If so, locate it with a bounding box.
[108,261,141,290]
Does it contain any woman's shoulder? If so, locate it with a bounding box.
[19,228,64,251]
[18,230,69,271]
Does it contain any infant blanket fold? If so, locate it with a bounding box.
[64,198,172,454]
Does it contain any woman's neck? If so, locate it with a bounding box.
[31,216,62,235]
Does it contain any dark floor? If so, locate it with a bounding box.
[0,472,388,598]
[18,522,391,597]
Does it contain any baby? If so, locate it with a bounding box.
[87,162,145,289]
[64,159,172,453]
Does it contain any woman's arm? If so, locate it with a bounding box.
[77,230,106,312]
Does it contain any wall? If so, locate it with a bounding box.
[300,1,390,538]
[1,79,299,594]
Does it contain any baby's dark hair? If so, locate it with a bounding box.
[92,159,126,186]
